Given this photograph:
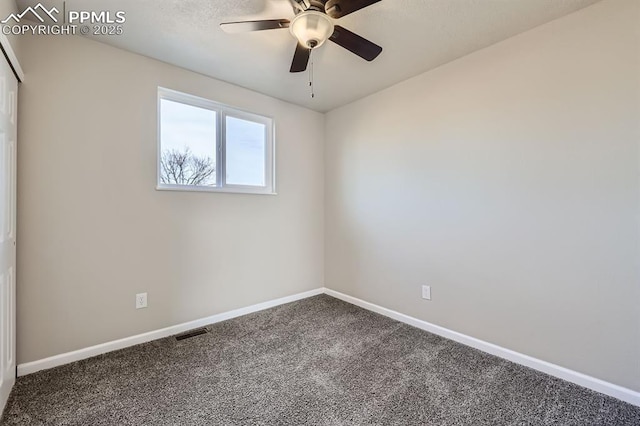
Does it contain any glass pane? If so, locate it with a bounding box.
[225,116,266,186]
[160,99,216,186]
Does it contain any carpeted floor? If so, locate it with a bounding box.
[1,295,639,425]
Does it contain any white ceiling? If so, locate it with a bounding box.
[19,0,601,112]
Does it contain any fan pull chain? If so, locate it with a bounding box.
[309,48,315,99]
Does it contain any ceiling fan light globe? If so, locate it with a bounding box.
[290,11,334,49]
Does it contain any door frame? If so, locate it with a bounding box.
[0,30,22,416]
[0,33,24,83]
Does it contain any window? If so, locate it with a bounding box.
[157,88,275,194]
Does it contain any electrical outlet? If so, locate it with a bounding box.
[136,292,148,309]
[421,285,431,300]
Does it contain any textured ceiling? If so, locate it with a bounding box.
[18,0,601,112]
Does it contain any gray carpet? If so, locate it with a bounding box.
[1,295,639,425]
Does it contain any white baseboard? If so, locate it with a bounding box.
[324,288,640,407]
[17,288,324,377]
[17,286,640,408]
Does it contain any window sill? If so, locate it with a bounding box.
[156,184,277,196]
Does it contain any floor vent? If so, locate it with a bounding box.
[176,327,209,341]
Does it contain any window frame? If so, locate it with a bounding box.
[156,87,276,195]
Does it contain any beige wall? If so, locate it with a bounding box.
[325,0,640,391]
[17,33,324,363]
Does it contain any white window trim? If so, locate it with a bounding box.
[156,87,276,195]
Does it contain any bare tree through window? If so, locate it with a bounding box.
[160,147,215,186]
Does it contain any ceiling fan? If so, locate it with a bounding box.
[220,0,383,73]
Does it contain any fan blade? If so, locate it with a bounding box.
[290,43,311,73]
[220,19,290,33]
[325,0,381,19]
[329,26,382,61]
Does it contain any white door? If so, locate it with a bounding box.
[0,51,17,413]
